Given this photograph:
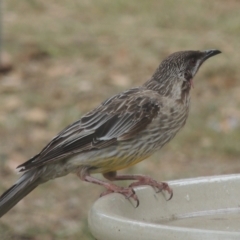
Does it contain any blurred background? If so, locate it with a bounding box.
[0,0,240,239]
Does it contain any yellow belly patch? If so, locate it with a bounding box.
[90,154,150,174]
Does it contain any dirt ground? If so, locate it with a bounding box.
[1,0,240,239]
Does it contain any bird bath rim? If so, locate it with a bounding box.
[88,174,240,240]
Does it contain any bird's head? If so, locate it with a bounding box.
[149,49,221,99]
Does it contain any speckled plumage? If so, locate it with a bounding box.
[0,49,221,216]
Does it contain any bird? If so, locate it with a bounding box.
[0,49,221,217]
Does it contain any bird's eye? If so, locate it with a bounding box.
[184,72,191,80]
[190,58,196,65]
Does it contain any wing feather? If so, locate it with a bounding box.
[17,88,160,171]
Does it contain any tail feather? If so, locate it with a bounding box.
[0,171,41,218]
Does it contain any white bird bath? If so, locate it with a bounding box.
[88,174,240,240]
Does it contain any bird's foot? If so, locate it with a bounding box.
[79,171,140,206]
[100,186,139,207]
[129,177,173,200]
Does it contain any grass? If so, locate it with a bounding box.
[1,0,240,239]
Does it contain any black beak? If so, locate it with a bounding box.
[202,49,221,61]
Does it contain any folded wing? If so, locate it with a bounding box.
[18,88,160,171]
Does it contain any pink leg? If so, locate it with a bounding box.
[103,171,173,200]
[77,168,139,206]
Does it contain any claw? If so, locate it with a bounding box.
[125,188,139,207]
[125,188,135,199]
[99,186,140,207]
[129,177,173,201]
[161,182,173,201]
[135,199,139,208]
[167,191,173,201]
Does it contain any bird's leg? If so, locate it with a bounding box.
[77,168,139,206]
[103,171,173,200]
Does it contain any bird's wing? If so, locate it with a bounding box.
[18,88,160,171]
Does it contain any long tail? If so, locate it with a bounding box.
[0,170,42,218]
